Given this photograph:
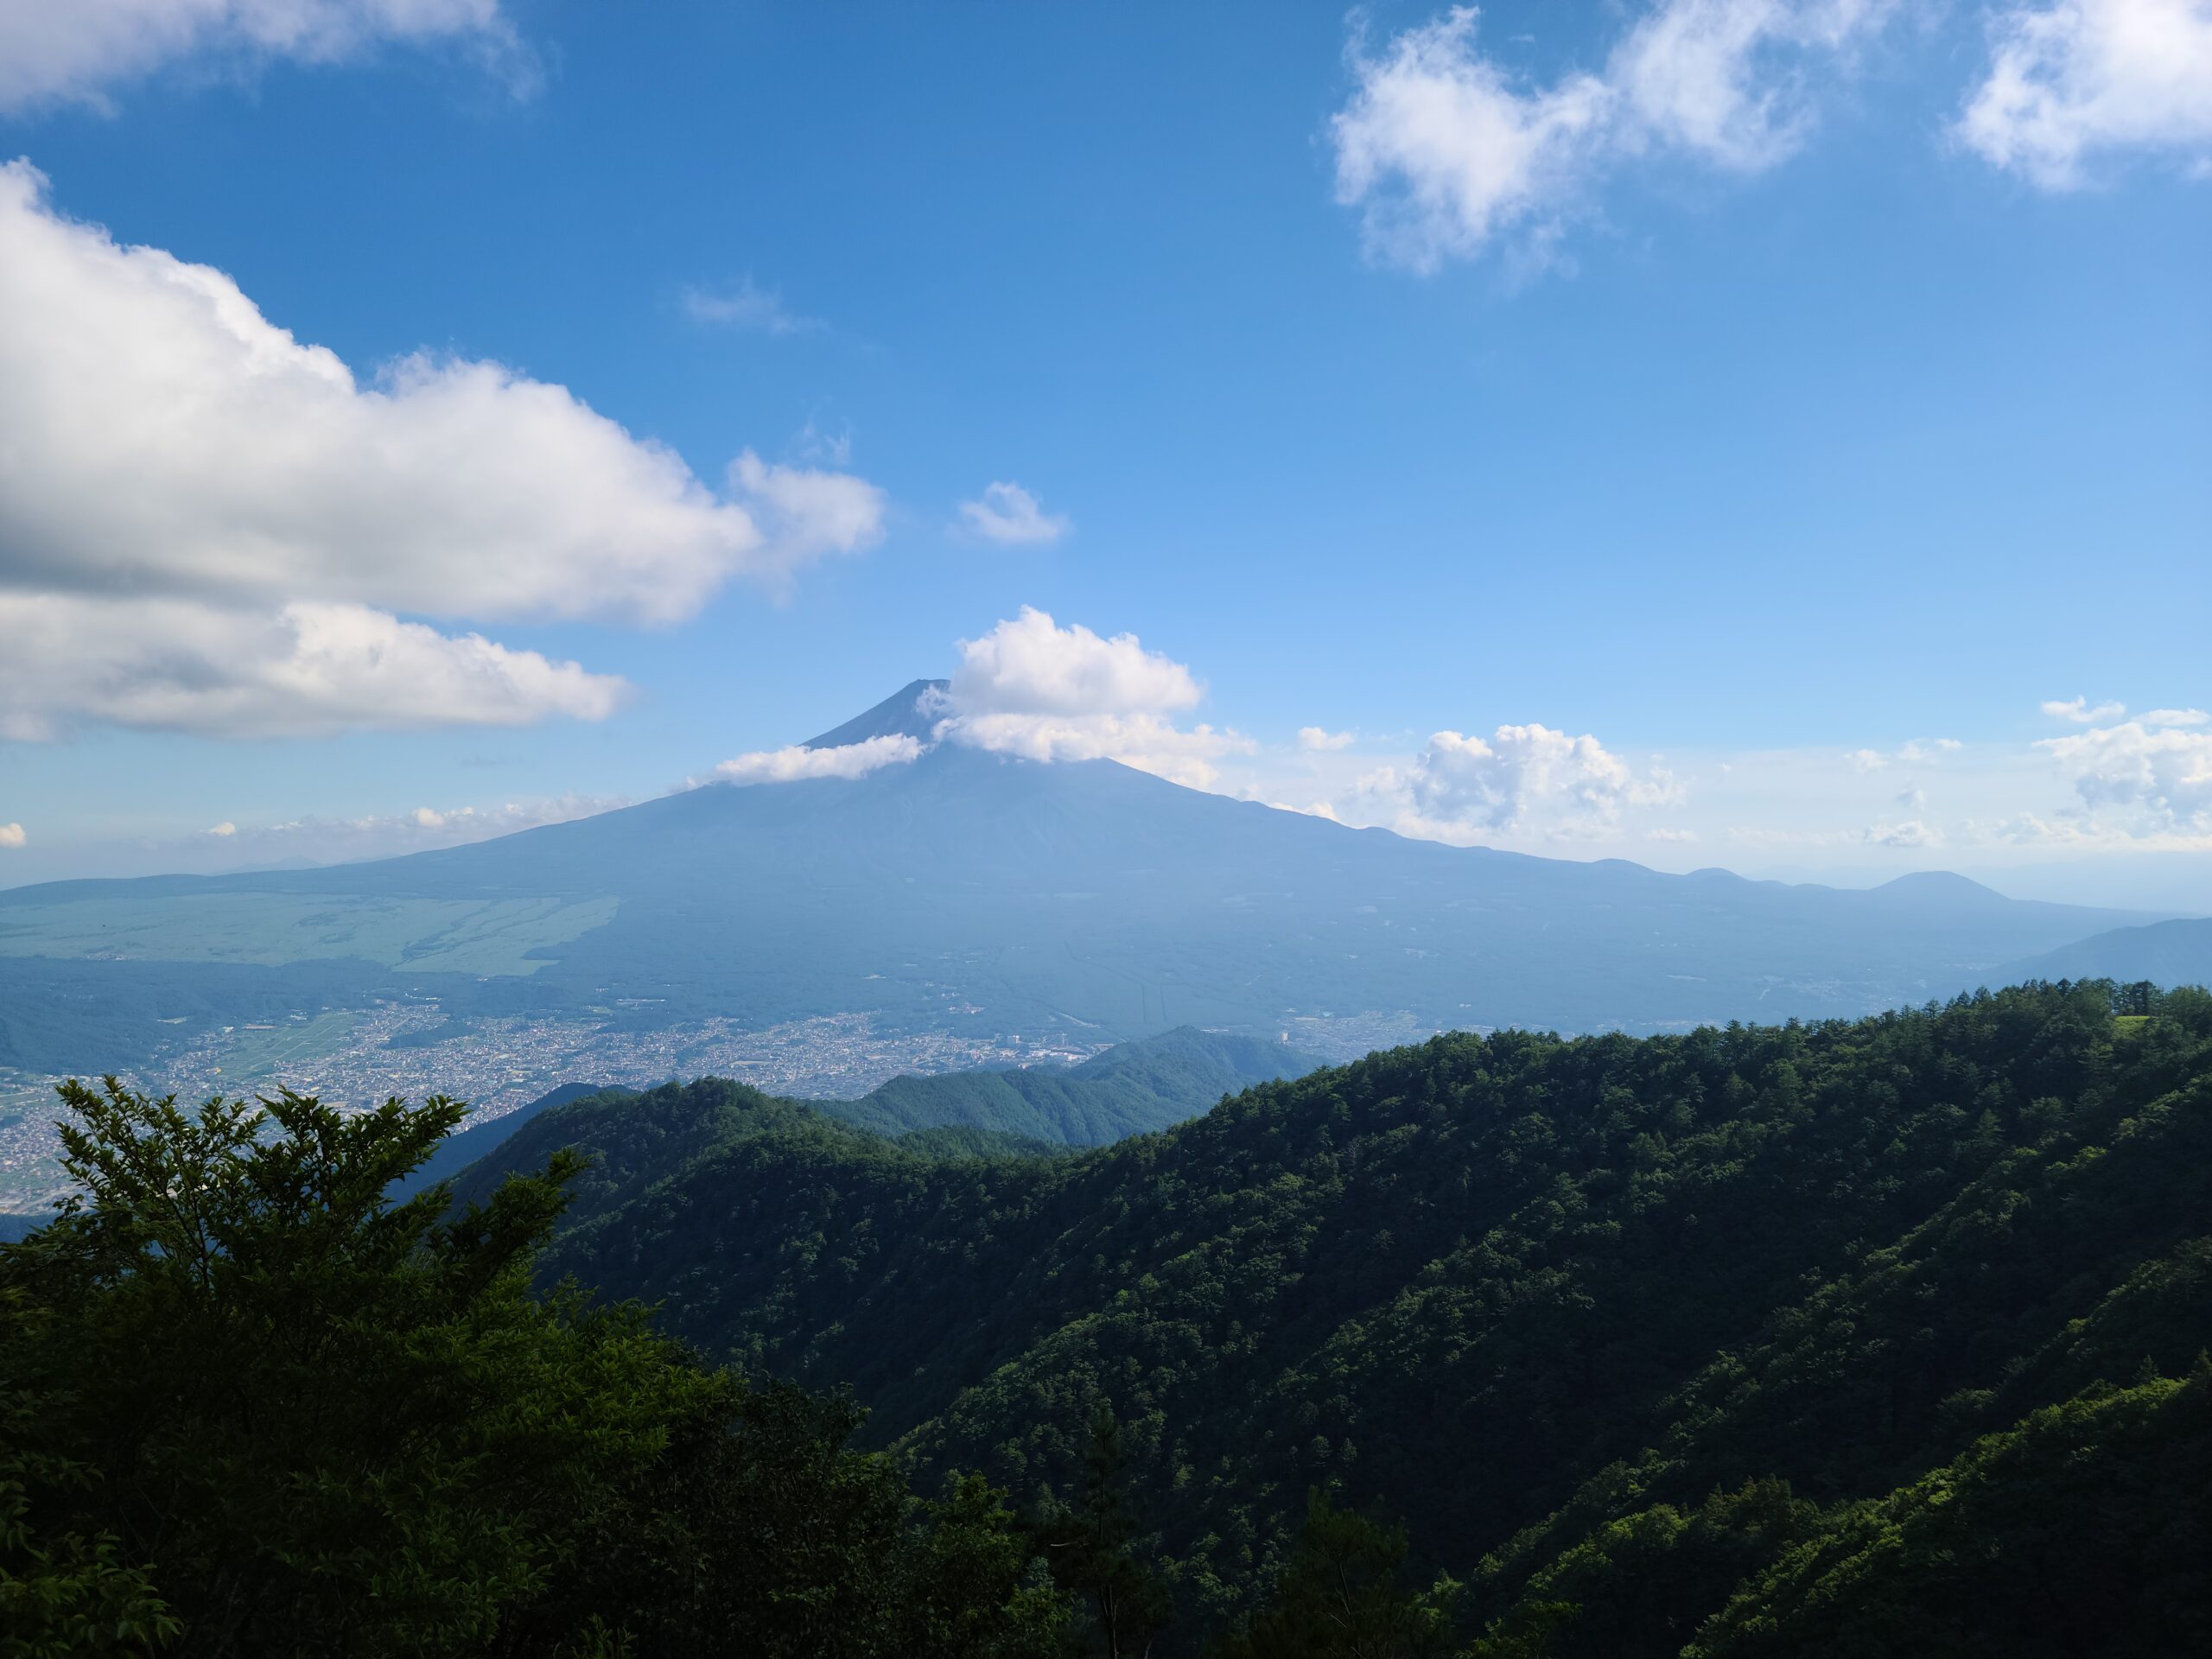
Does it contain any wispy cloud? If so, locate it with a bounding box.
[1329,2,1898,271]
[0,0,532,114]
[957,482,1071,546]
[2042,695,2127,722]
[681,277,829,338]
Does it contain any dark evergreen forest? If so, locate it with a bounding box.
[4,981,2207,1655]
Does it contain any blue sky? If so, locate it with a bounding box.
[0,1,2207,904]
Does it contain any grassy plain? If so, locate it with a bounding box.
[0,893,617,976]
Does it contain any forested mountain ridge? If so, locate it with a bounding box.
[426,1025,1309,1214]
[479,982,2212,1651]
[830,1026,1320,1144]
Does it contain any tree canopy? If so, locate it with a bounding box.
[0,1080,1066,1656]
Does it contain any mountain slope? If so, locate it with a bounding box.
[387,1080,631,1204]
[404,1028,1313,1203]
[484,982,2212,1649]
[0,686,2155,1071]
[828,1026,1320,1144]
[1999,914,2212,989]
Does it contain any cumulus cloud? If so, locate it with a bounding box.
[728,450,887,582]
[2042,695,2128,721]
[1865,817,1941,847]
[1847,747,1888,772]
[2145,707,2210,727]
[0,163,880,625]
[1369,721,1684,842]
[1332,7,1614,270]
[681,278,826,338]
[207,822,237,836]
[957,482,1071,546]
[2039,717,2212,832]
[0,597,628,741]
[0,0,523,113]
[1297,727,1357,751]
[1959,0,2212,187]
[935,607,1202,720]
[714,734,923,786]
[1329,2,1896,270]
[0,162,883,740]
[0,823,24,849]
[925,608,1249,787]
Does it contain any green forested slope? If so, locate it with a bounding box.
[469,982,2212,1651]
[0,1082,1071,1657]
[828,1026,1319,1144]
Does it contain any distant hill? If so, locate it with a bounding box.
[434,1027,1310,1206]
[0,684,2158,1075]
[463,982,2212,1650]
[1998,915,2212,989]
[829,1026,1320,1144]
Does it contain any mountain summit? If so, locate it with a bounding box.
[0,686,2158,1073]
[802,679,949,750]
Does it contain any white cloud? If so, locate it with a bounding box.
[0,0,523,113]
[1297,726,1357,751]
[1332,7,1614,270]
[957,482,1071,547]
[1897,737,1963,762]
[1959,0,2212,187]
[728,450,887,582]
[926,607,1249,787]
[0,162,881,625]
[0,822,23,849]
[681,278,826,338]
[1375,721,1685,842]
[1613,0,1897,170]
[1865,817,1941,847]
[0,162,883,740]
[0,596,628,741]
[305,793,623,840]
[2145,707,2210,727]
[936,607,1202,719]
[1851,736,1964,769]
[938,711,1251,789]
[2042,695,2128,721]
[1268,798,1344,821]
[1329,2,1896,270]
[207,791,632,866]
[207,822,237,836]
[2038,717,2212,832]
[1897,785,1927,810]
[714,734,923,786]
